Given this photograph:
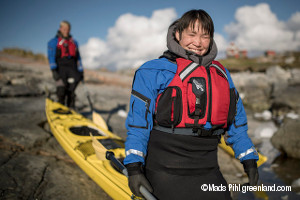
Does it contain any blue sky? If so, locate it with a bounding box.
[0,0,299,69]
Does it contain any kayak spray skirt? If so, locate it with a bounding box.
[145,129,231,200]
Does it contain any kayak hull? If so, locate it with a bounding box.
[45,98,132,200]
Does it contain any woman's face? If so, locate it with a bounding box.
[175,20,211,56]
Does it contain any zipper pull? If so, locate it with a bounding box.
[171,124,175,134]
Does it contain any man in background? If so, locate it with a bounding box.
[47,21,84,108]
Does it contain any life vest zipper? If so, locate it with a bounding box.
[206,67,212,122]
[171,96,175,122]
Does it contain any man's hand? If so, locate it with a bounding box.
[126,162,153,198]
[80,71,84,81]
[51,69,60,81]
[242,159,259,186]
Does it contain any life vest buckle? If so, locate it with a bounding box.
[193,128,212,137]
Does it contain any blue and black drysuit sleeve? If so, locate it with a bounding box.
[74,40,84,72]
[124,61,175,165]
[225,69,259,162]
[47,37,58,70]
[123,69,158,165]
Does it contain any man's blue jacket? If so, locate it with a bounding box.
[124,57,259,165]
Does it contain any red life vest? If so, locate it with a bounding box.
[57,37,77,58]
[155,58,236,130]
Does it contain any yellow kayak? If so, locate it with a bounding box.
[45,98,132,200]
[46,97,267,200]
[219,137,267,167]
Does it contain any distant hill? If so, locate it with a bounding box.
[220,51,300,72]
[1,47,299,73]
[1,48,47,63]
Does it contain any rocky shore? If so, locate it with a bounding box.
[1,53,299,199]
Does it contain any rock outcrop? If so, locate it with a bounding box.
[271,118,300,159]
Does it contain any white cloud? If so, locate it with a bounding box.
[214,33,228,52]
[80,37,107,69]
[214,33,228,59]
[80,8,177,70]
[286,12,300,32]
[81,4,300,70]
[225,3,300,52]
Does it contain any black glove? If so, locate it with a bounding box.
[242,159,259,186]
[79,71,84,81]
[51,69,60,81]
[126,162,153,198]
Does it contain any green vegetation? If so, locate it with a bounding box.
[219,58,272,72]
[220,51,300,72]
[1,47,299,72]
[1,48,47,62]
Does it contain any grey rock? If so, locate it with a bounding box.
[271,84,300,113]
[289,68,300,85]
[254,121,278,138]
[266,65,291,84]
[271,118,300,159]
[292,178,300,188]
[0,96,112,200]
[231,72,272,111]
[231,66,300,113]
[1,53,299,199]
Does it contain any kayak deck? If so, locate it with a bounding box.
[45,98,132,200]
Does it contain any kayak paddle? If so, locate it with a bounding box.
[90,133,156,200]
[81,81,109,130]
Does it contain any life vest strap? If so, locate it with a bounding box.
[193,103,201,132]
[153,125,224,137]
[193,128,214,137]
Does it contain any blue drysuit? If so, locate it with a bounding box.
[124,57,259,165]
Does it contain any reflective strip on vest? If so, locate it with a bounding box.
[237,146,256,159]
[179,62,199,81]
[210,64,228,80]
[57,37,77,58]
[59,39,65,45]
[126,149,144,158]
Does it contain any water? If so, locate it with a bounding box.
[236,138,300,200]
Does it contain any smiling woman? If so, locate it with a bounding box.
[174,10,213,56]
[123,9,260,200]
[175,23,211,56]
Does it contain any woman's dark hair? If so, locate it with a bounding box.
[175,9,214,39]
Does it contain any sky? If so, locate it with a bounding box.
[0,0,299,70]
